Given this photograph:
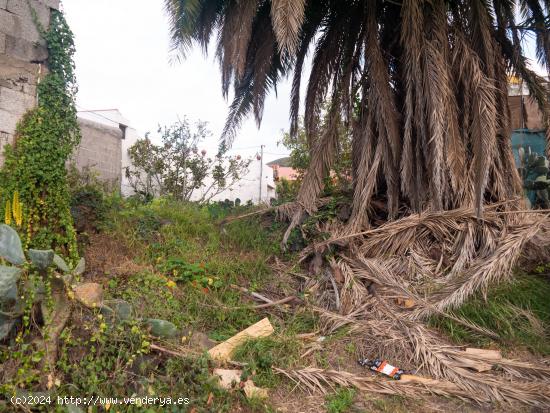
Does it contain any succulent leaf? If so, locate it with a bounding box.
[144,318,178,338]
[74,257,86,276]
[0,265,21,299]
[0,224,25,265]
[28,249,55,270]
[53,254,71,273]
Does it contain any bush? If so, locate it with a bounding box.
[66,164,112,235]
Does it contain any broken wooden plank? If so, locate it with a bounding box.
[208,318,274,361]
[465,347,502,360]
[450,357,493,373]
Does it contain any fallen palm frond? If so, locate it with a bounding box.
[287,206,550,407]
[310,305,550,406]
[273,366,471,400]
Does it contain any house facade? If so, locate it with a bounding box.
[190,159,276,205]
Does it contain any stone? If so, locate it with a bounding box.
[6,0,50,40]
[213,369,242,390]
[4,34,48,62]
[181,329,216,350]
[38,0,59,10]
[208,318,274,361]
[213,369,268,400]
[74,283,103,307]
[0,85,35,114]
[0,9,18,36]
[0,110,20,136]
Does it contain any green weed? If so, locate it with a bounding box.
[325,387,356,413]
[232,337,302,388]
[430,275,550,354]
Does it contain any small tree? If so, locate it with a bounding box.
[279,115,352,195]
[126,119,251,202]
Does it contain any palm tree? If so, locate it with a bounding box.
[165,0,549,233]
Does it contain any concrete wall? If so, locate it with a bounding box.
[509,95,547,130]
[77,109,140,195]
[0,0,59,164]
[72,118,123,187]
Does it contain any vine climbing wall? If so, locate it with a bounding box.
[0,0,60,165]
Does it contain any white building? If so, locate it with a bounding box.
[191,158,276,205]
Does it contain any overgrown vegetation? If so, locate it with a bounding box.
[0,9,79,261]
[125,119,251,203]
[325,387,356,413]
[431,274,550,354]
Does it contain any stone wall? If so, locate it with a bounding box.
[72,118,123,186]
[0,0,59,164]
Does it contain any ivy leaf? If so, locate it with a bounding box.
[0,224,25,265]
[28,249,55,270]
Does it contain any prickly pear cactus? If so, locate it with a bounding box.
[0,224,25,265]
[517,146,550,208]
[0,223,80,341]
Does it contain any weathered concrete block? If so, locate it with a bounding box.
[0,0,8,10]
[0,9,18,36]
[4,34,48,62]
[0,85,35,115]
[0,109,20,135]
[73,119,123,184]
[6,0,50,30]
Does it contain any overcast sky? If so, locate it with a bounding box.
[63,0,292,162]
[62,1,546,162]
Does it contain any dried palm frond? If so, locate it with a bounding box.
[429,219,544,313]
[270,0,306,55]
[167,0,549,236]
[273,367,469,399]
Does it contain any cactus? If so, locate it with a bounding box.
[144,319,178,338]
[28,249,55,270]
[0,224,25,265]
[0,223,82,341]
[517,145,550,208]
[100,299,133,323]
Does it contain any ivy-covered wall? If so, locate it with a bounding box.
[0,5,80,261]
[0,0,60,163]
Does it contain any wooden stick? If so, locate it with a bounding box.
[230,284,274,304]
[220,206,280,224]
